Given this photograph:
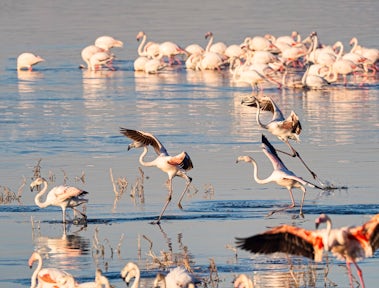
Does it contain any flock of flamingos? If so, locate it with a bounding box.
[21,30,379,287]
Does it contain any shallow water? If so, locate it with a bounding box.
[0,1,379,287]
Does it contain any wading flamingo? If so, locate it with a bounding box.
[89,52,115,71]
[243,95,323,184]
[94,35,123,51]
[236,134,321,217]
[29,251,75,288]
[75,269,111,288]
[30,177,88,224]
[236,213,379,288]
[17,53,44,71]
[120,128,193,224]
[80,45,105,69]
[121,262,141,288]
[153,266,195,288]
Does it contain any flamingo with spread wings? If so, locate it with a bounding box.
[120,128,193,224]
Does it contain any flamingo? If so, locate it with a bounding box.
[56,271,108,288]
[185,43,204,56]
[153,266,195,288]
[17,52,44,71]
[244,95,323,183]
[301,63,331,90]
[120,262,141,288]
[80,45,105,69]
[159,41,188,65]
[204,31,227,56]
[136,31,161,59]
[94,35,123,51]
[236,134,320,217]
[350,37,379,74]
[30,177,88,224]
[89,52,115,71]
[29,251,75,288]
[236,213,379,288]
[233,274,254,288]
[120,128,193,224]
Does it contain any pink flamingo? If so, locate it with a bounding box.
[236,213,379,288]
[30,177,88,224]
[17,53,44,71]
[120,128,193,224]
[236,134,320,217]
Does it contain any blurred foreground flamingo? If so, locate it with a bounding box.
[17,52,44,71]
[29,251,74,288]
[30,177,88,224]
[236,213,379,288]
[120,128,193,224]
[236,134,321,217]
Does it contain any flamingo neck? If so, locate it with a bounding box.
[350,38,358,53]
[137,34,147,56]
[255,100,268,129]
[139,146,155,167]
[30,254,42,288]
[248,158,270,184]
[34,181,49,208]
[205,35,213,52]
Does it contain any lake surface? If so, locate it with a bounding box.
[0,1,378,287]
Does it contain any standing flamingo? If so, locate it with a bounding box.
[29,251,75,288]
[235,213,379,288]
[153,266,195,288]
[121,262,141,288]
[17,52,44,71]
[80,45,106,69]
[120,128,193,224]
[30,177,88,224]
[94,35,123,51]
[236,134,320,217]
[89,52,115,71]
[243,95,323,184]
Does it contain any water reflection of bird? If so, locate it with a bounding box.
[242,95,322,184]
[236,134,320,217]
[29,251,74,288]
[30,177,88,224]
[120,128,193,224]
[17,52,44,71]
[236,214,379,288]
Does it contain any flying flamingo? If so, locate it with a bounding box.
[243,95,323,184]
[30,177,88,224]
[17,52,44,71]
[236,134,321,217]
[29,251,75,288]
[120,128,193,224]
[235,213,379,288]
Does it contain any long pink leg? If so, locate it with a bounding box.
[353,261,365,288]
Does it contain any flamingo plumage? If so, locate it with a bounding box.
[17,52,44,71]
[30,177,88,224]
[120,128,193,224]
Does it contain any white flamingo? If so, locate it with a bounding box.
[159,41,188,65]
[120,262,141,288]
[89,52,115,71]
[153,266,195,288]
[349,37,379,74]
[120,128,193,224]
[29,251,75,288]
[136,31,161,59]
[17,53,44,71]
[233,274,254,288]
[30,177,88,224]
[80,45,105,69]
[236,134,320,217]
[94,35,123,51]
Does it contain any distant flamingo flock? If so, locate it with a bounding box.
[21,30,379,288]
[18,31,379,89]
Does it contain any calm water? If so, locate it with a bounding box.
[0,1,378,287]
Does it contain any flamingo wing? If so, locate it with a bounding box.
[167,151,193,171]
[52,186,88,202]
[241,96,275,113]
[120,128,168,155]
[267,96,285,122]
[261,134,288,170]
[350,214,379,255]
[236,225,325,261]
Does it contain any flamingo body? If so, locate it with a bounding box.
[17,53,44,71]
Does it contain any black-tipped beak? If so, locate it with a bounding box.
[315,222,320,229]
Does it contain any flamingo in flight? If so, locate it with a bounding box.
[236,213,379,288]
[120,128,193,224]
[236,134,321,217]
[30,177,88,224]
[29,251,75,288]
[242,95,323,185]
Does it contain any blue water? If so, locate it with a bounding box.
[0,1,378,287]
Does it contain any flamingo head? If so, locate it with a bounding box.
[315,213,331,229]
[204,31,213,39]
[28,252,39,268]
[236,155,254,164]
[136,31,145,41]
[30,177,45,192]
